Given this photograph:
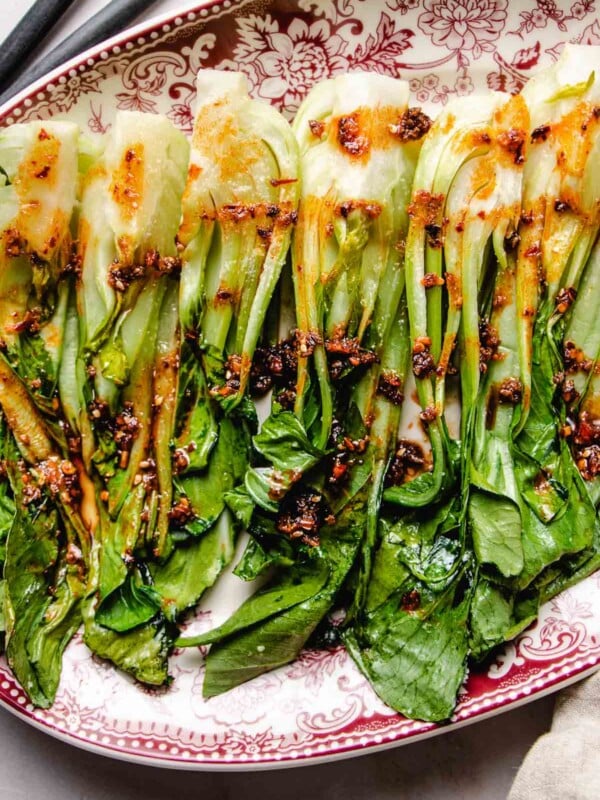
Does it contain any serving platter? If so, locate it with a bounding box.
[0,0,599,771]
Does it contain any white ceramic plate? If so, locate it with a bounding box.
[0,0,599,771]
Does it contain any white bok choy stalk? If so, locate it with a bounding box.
[177,69,299,411]
[289,73,422,450]
[384,93,527,508]
[0,121,96,708]
[75,113,191,685]
[243,73,425,515]
[515,43,600,437]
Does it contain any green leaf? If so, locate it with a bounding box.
[517,483,595,589]
[233,535,294,582]
[174,345,218,473]
[345,588,471,723]
[253,411,324,474]
[178,560,330,647]
[197,493,366,695]
[536,518,600,603]
[11,334,57,398]
[365,531,411,613]
[3,503,61,707]
[95,573,162,633]
[97,486,144,603]
[27,569,84,701]
[469,578,537,660]
[375,500,462,595]
[469,491,524,578]
[98,339,129,386]
[202,588,334,698]
[244,466,284,514]
[223,487,255,528]
[152,511,237,620]
[83,598,169,686]
[179,416,251,535]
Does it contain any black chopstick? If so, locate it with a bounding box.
[0,0,78,93]
[0,0,161,107]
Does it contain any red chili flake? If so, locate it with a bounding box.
[7,308,42,335]
[112,403,141,466]
[412,337,436,379]
[554,199,571,213]
[270,177,298,187]
[572,413,600,479]
[563,340,593,374]
[325,335,378,380]
[108,260,145,292]
[498,377,523,404]
[336,200,382,219]
[479,319,501,374]
[309,119,325,138]
[425,222,444,248]
[419,405,437,424]
[157,255,182,276]
[520,210,534,225]
[408,191,444,226]
[386,440,427,486]
[401,590,421,612]
[504,230,521,252]
[555,286,577,314]
[523,243,541,258]
[560,378,579,404]
[337,113,369,157]
[530,124,551,143]
[251,335,300,402]
[276,488,335,547]
[389,108,432,142]
[4,229,23,258]
[168,496,196,527]
[298,330,322,358]
[497,128,526,164]
[377,370,404,405]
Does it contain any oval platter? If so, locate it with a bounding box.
[0,0,599,771]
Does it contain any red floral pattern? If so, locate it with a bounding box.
[257,19,347,106]
[0,0,598,770]
[418,0,508,59]
[1,0,597,129]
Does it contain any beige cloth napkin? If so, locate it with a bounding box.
[509,670,600,800]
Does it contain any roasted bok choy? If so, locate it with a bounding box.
[0,121,91,706]
[0,47,598,724]
[177,70,299,410]
[178,72,421,696]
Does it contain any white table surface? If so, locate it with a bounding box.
[0,1,555,797]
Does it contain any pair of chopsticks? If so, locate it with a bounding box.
[0,0,160,107]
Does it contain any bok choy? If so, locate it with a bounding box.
[0,122,92,706]
[178,72,424,697]
[0,51,598,726]
[177,70,299,410]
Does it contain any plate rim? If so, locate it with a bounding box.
[0,664,597,772]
